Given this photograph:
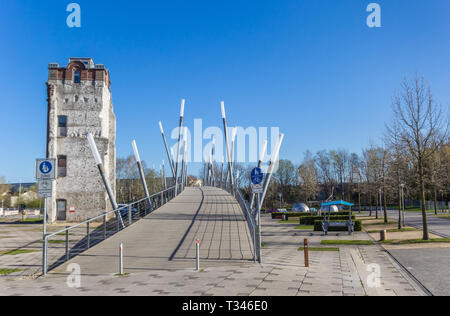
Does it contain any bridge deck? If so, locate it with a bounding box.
[52,187,254,275]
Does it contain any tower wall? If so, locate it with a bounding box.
[46,58,116,223]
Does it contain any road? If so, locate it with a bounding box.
[362,208,450,296]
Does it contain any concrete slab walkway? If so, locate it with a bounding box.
[0,189,426,296]
[48,187,254,275]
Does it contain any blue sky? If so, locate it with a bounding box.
[1,0,449,183]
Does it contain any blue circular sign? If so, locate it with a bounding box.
[39,161,52,174]
[251,168,264,185]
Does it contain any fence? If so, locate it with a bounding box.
[405,200,449,212]
[42,184,183,275]
[220,183,260,263]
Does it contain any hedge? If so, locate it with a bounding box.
[272,211,352,220]
[300,215,355,226]
[271,212,317,220]
[314,220,362,232]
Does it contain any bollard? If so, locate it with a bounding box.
[119,243,124,275]
[304,239,309,268]
[380,230,387,242]
[196,239,200,271]
[128,205,132,226]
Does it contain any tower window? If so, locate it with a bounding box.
[74,70,81,83]
[58,156,67,177]
[58,116,67,137]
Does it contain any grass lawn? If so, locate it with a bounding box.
[0,249,39,256]
[38,240,73,244]
[20,218,43,223]
[0,269,23,275]
[321,240,374,246]
[295,225,314,230]
[363,221,397,226]
[278,220,300,224]
[380,238,450,245]
[0,218,43,224]
[367,228,417,233]
[298,247,339,252]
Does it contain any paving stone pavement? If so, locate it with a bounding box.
[0,221,60,277]
[0,188,426,296]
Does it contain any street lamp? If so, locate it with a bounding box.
[379,188,383,221]
[401,184,405,226]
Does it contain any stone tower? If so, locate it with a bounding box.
[46,58,116,223]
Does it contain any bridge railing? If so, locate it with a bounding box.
[42,184,183,275]
[222,185,260,263]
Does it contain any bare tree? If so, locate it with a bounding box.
[298,151,319,202]
[331,149,349,200]
[315,150,334,198]
[388,75,449,240]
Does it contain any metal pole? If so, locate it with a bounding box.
[196,239,200,271]
[211,137,216,187]
[229,128,237,192]
[43,236,48,276]
[163,160,167,190]
[65,226,69,261]
[221,102,236,193]
[258,134,284,211]
[87,222,90,249]
[257,193,262,263]
[210,154,215,187]
[43,198,47,240]
[175,99,185,195]
[159,122,176,179]
[220,163,224,188]
[103,214,107,240]
[181,135,187,192]
[250,140,268,210]
[379,189,382,221]
[132,140,152,214]
[119,243,123,275]
[87,133,124,229]
[128,204,132,226]
[401,184,406,226]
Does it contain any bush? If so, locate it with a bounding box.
[314,220,362,232]
[300,215,355,225]
[271,212,319,220]
[271,211,352,220]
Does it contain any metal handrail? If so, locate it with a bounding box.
[45,186,179,239]
[222,185,260,263]
[42,183,183,275]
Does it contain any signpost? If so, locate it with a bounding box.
[36,159,56,181]
[251,167,264,194]
[36,159,56,236]
[36,158,56,273]
[38,180,53,198]
[251,167,263,185]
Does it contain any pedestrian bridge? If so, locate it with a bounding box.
[50,187,255,275]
